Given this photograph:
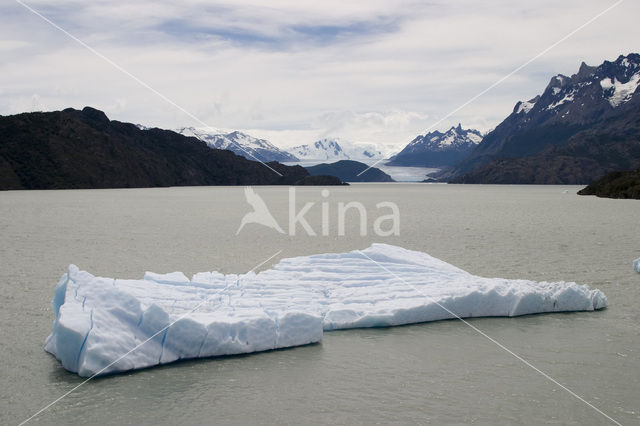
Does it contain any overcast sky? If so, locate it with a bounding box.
[1,0,638,149]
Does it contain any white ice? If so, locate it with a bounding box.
[515,99,536,114]
[600,74,640,107]
[45,244,607,377]
[634,258,640,273]
[547,91,576,110]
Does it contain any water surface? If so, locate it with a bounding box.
[1,184,638,425]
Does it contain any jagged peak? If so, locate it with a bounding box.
[577,61,597,78]
[513,95,540,115]
[409,124,482,149]
[615,53,640,66]
[228,130,262,139]
[546,74,570,90]
[435,124,479,136]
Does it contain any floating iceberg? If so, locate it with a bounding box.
[46,244,607,377]
[634,258,640,273]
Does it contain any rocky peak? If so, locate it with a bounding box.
[576,61,597,79]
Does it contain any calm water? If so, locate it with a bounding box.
[1,184,639,425]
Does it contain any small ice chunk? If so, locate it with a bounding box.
[634,258,640,273]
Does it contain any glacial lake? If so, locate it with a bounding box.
[1,184,639,425]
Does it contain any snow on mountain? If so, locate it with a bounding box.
[510,53,640,121]
[288,139,348,161]
[440,53,640,183]
[600,73,640,107]
[176,127,299,162]
[386,124,483,167]
[344,142,386,160]
[288,138,385,162]
[404,124,483,152]
[496,53,640,143]
[515,96,539,115]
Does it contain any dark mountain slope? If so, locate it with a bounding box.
[305,160,394,182]
[577,168,640,199]
[453,104,640,184]
[439,53,640,183]
[0,107,339,190]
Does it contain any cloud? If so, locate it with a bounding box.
[154,13,402,49]
[2,0,639,149]
[245,109,432,150]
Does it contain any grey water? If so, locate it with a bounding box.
[0,184,639,425]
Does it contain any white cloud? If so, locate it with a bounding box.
[1,0,639,150]
[246,109,432,149]
[0,39,30,51]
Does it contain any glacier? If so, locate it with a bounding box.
[287,138,388,162]
[45,244,607,377]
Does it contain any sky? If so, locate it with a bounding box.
[1,0,639,150]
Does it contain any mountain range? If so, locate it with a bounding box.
[175,129,389,165]
[0,107,343,190]
[176,127,298,162]
[3,54,638,187]
[439,53,640,184]
[386,124,483,167]
[288,138,385,162]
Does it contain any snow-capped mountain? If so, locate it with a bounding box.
[288,138,385,162]
[507,53,640,126]
[386,124,483,167]
[441,53,640,184]
[176,127,299,162]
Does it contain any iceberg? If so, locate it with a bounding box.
[634,258,640,273]
[45,244,607,377]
